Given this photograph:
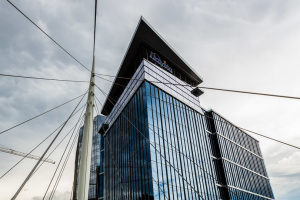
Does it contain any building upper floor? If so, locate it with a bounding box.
[101,16,203,117]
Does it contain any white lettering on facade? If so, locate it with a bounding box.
[149,51,173,73]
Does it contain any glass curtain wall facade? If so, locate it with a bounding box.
[104,80,275,200]
[99,128,105,199]
[73,115,105,200]
[205,111,274,200]
[104,81,220,200]
[105,59,202,128]
[101,17,274,200]
[104,82,153,200]
[146,82,219,200]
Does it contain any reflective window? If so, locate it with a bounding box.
[206,111,274,199]
[105,82,218,200]
[104,81,274,200]
[73,115,105,200]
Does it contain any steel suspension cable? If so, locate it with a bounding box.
[97,98,127,198]
[95,103,169,199]
[47,118,84,199]
[94,99,101,116]
[104,134,127,197]
[96,93,225,198]
[47,118,84,200]
[0,103,86,180]
[119,129,170,199]
[11,91,88,199]
[94,86,281,199]
[96,95,204,199]
[0,93,86,135]
[31,114,86,178]
[48,119,85,200]
[95,81,300,151]
[0,73,88,83]
[94,102,124,199]
[70,119,87,200]
[95,88,243,199]
[70,1,98,198]
[7,0,91,72]
[97,85,279,199]
[42,105,86,199]
[96,88,206,200]
[104,126,170,199]
[198,86,300,100]
[95,73,300,100]
[7,0,297,102]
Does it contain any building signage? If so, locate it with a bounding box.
[149,51,173,73]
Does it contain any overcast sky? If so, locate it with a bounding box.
[0,0,300,199]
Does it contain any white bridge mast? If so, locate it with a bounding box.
[77,57,95,200]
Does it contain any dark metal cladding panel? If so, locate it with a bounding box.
[101,17,203,116]
[191,87,204,97]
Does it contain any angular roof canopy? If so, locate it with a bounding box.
[101,16,203,115]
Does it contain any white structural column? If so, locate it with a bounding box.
[77,57,95,200]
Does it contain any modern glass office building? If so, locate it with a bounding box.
[103,81,219,199]
[72,115,105,200]
[72,16,275,200]
[205,111,274,199]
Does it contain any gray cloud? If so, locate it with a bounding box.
[1,0,300,199]
[31,191,71,200]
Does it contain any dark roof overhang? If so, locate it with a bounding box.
[101,16,203,115]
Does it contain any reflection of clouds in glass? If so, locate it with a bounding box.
[103,71,274,199]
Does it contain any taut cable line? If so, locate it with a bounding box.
[48,118,85,200]
[31,114,86,178]
[11,91,88,200]
[95,82,300,151]
[95,73,300,100]
[96,97,175,200]
[95,87,242,200]
[104,135,127,197]
[115,127,170,199]
[0,73,88,83]
[7,0,91,73]
[198,86,300,100]
[0,93,86,135]
[0,103,87,180]
[6,0,294,196]
[42,107,86,200]
[96,88,206,200]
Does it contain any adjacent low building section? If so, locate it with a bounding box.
[205,111,274,199]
